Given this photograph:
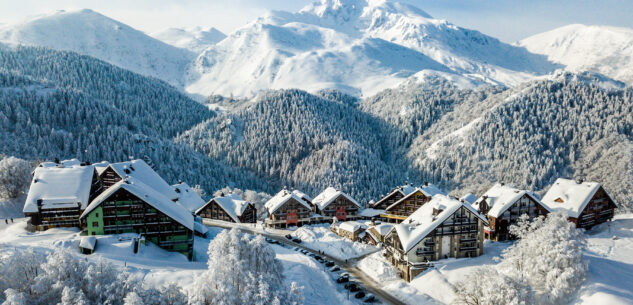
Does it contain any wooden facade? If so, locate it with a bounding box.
[478,194,549,241]
[196,199,257,223]
[266,197,313,228]
[318,195,360,221]
[570,187,616,229]
[384,206,485,282]
[82,187,194,260]
[372,190,406,210]
[382,190,432,223]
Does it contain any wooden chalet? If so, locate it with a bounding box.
[331,221,367,241]
[23,160,102,231]
[364,222,393,245]
[473,183,550,241]
[196,193,257,223]
[541,178,617,229]
[381,183,446,223]
[80,177,195,260]
[97,160,179,202]
[292,190,315,212]
[264,189,314,228]
[371,184,417,210]
[312,187,361,221]
[383,195,488,282]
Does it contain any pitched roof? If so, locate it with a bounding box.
[460,193,478,205]
[393,195,488,253]
[173,182,206,213]
[80,177,193,230]
[264,189,312,214]
[371,223,394,236]
[473,183,546,218]
[372,184,418,207]
[79,236,97,250]
[105,160,178,200]
[339,221,367,233]
[200,193,252,223]
[541,178,614,218]
[23,162,95,213]
[312,187,361,210]
[292,190,313,203]
[385,183,447,211]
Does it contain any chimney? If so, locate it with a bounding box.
[424,181,429,186]
[500,182,505,186]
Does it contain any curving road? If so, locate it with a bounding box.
[203,220,408,305]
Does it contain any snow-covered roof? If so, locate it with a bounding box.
[265,189,312,214]
[460,193,478,205]
[93,161,110,175]
[473,183,546,218]
[541,178,614,218]
[372,223,394,236]
[360,208,385,217]
[79,236,97,250]
[194,222,208,235]
[339,221,367,233]
[372,184,417,207]
[385,183,447,211]
[105,160,178,200]
[312,187,361,210]
[173,182,206,213]
[201,193,252,223]
[393,195,488,253]
[292,189,313,203]
[23,163,95,213]
[81,177,193,230]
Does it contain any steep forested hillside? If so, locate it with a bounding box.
[0,46,268,196]
[177,89,413,203]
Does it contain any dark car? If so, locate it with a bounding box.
[336,276,349,283]
[314,255,322,260]
[285,234,292,239]
[355,291,366,299]
[363,295,376,303]
[344,282,357,290]
[350,284,361,292]
[330,266,340,272]
[325,261,335,267]
[292,238,302,243]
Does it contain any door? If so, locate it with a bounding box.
[441,236,451,259]
[335,206,347,221]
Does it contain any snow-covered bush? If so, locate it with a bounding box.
[189,229,303,305]
[0,156,32,200]
[454,212,587,305]
[0,248,187,305]
[454,267,533,305]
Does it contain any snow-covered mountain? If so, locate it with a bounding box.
[0,9,194,88]
[519,24,633,84]
[185,0,557,97]
[151,26,226,52]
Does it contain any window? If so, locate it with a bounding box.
[95,213,99,217]
[92,222,98,227]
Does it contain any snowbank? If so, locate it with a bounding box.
[292,224,377,260]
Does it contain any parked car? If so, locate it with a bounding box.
[344,282,357,290]
[355,291,366,299]
[292,238,302,243]
[308,253,315,257]
[325,261,335,267]
[285,234,292,239]
[363,294,376,303]
[336,275,349,283]
[314,255,322,260]
[329,266,340,272]
[293,247,299,251]
[350,284,361,292]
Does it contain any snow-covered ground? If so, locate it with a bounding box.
[0,219,367,304]
[292,224,379,260]
[357,214,633,305]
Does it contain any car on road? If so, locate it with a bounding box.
[308,253,315,257]
[293,247,299,251]
[336,274,349,283]
[314,255,322,260]
[325,261,335,267]
[292,238,302,243]
[285,234,292,239]
[363,294,376,303]
[329,266,340,272]
[350,284,361,292]
[355,291,366,299]
[344,282,357,290]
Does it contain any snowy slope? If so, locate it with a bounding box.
[0,9,194,87]
[151,26,226,52]
[519,24,633,84]
[186,0,557,97]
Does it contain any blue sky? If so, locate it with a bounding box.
[1,0,632,42]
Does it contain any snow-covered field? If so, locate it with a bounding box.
[292,224,379,260]
[0,219,370,304]
[357,214,633,305]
